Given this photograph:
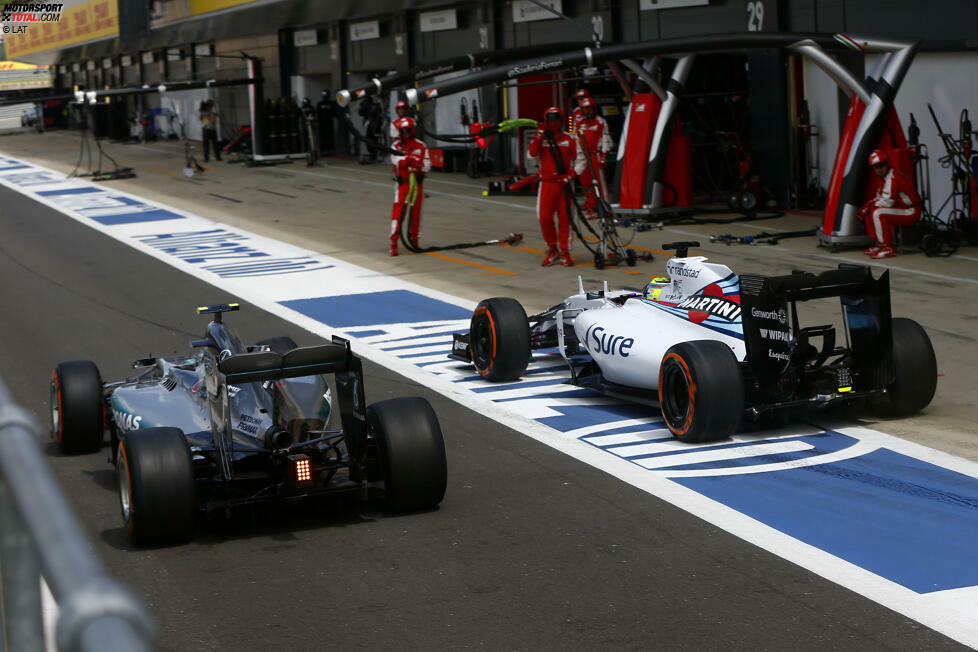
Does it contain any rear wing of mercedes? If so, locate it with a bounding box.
[739,264,892,401]
[204,336,367,480]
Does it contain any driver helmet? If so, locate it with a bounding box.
[644,276,671,300]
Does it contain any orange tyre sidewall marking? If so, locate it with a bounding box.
[52,370,63,444]
[119,443,135,536]
[659,353,697,436]
[473,305,497,377]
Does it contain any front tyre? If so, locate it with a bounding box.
[118,427,196,546]
[470,298,530,382]
[367,397,447,511]
[659,341,744,443]
[51,360,104,454]
[873,318,937,416]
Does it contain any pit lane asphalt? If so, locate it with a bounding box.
[0,185,968,650]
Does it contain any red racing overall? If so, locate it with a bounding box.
[528,128,577,265]
[861,168,921,247]
[390,135,430,255]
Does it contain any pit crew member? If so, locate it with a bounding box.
[859,149,922,259]
[575,97,614,218]
[389,116,430,256]
[528,107,583,267]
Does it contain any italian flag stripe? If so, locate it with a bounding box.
[834,33,865,51]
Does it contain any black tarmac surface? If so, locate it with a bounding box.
[0,185,967,651]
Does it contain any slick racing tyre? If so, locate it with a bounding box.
[257,336,298,354]
[470,298,530,382]
[117,427,196,546]
[659,341,744,443]
[367,398,447,511]
[51,360,104,454]
[872,318,937,417]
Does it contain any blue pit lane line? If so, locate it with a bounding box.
[2,152,977,646]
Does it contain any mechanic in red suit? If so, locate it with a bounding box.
[575,97,614,219]
[389,116,430,256]
[528,107,582,267]
[858,149,921,259]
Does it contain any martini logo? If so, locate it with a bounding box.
[677,284,741,324]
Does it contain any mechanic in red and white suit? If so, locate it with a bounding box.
[389,116,430,256]
[858,149,921,259]
[575,97,614,219]
[528,106,583,267]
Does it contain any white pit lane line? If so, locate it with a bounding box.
[2,153,977,648]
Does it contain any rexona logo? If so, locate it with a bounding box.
[112,408,142,433]
[677,293,742,323]
[584,324,635,357]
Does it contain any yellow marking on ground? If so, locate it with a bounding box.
[423,251,518,276]
[501,243,545,254]
[151,167,177,176]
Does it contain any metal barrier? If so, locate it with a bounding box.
[0,377,155,652]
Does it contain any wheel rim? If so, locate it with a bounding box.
[471,314,493,371]
[117,448,132,524]
[661,361,692,432]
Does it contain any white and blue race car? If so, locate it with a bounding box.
[449,242,937,443]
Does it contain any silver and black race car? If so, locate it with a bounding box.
[51,303,447,545]
[450,242,938,443]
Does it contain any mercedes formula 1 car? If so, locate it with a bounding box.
[449,242,937,443]
[51,304,447,545]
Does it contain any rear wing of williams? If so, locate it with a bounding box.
[739,264,892,402]
[203,336,367,481]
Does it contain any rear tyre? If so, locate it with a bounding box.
[117,427,196,546]
[256,336,298,354]
[51,360,104,454]
[470,298,530,382]
[367,398,447,511]
[873,318,937,416]
[659,341,744,443]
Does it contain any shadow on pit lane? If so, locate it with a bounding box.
[98,491,442,551]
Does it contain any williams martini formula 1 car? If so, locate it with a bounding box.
[449,242,937,443]
[51,304,447,545]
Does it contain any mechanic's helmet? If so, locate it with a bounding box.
[575,88,591,103]
[580,97,596,117]
[868,149,889,167]
[394,116,415,138]
[395,100,409,116]
[543,106,562,124]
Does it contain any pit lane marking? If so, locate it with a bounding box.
[2,153,977,648]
